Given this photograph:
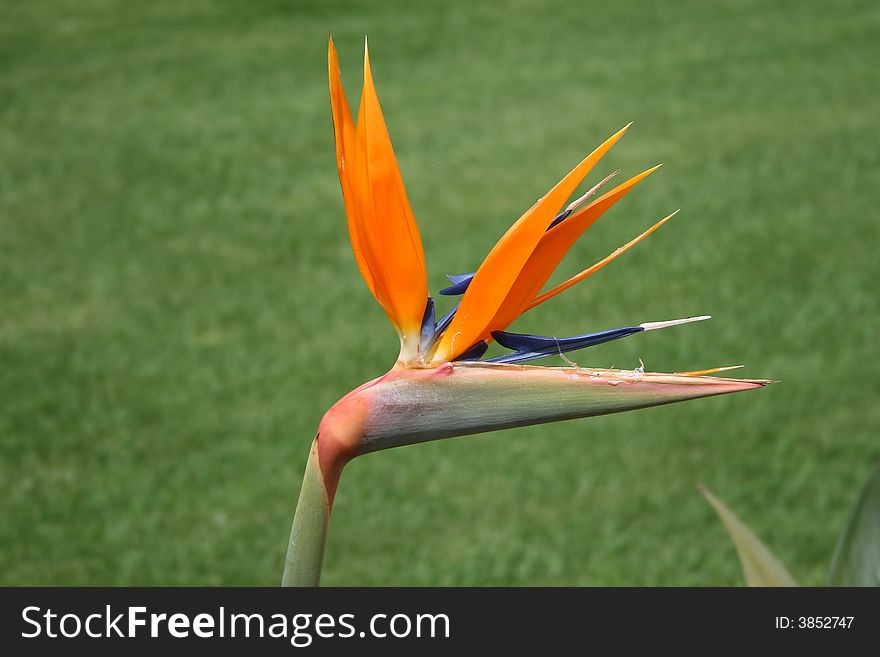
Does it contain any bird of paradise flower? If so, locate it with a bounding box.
[281,38,771,586]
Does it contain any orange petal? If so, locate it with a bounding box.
[675,365,745,377]
[527,208,675,311]
[328,39,429,350]
[350,84,404,329]
[359,41,428,338]
[480,165,662,338]
[431,125,631,362]
[328,37,379,300]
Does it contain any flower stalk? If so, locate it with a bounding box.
[281,440,329,587]
[282,365,768,585]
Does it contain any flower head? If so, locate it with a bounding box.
[327,38,765,382]
[282,39,772,586]
[319,37,772,464]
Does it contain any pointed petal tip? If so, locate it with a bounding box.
[735,377,776,387]
[640,315,711,331]
[328,35,338,65]
[700,376,776,389]
[672,364,777,386]
[676,364,743,376]
[611,122,633,139]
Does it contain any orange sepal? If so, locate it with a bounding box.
[328,37,378,299]
[478,165,662,339]
[432,125,631,362]
[328,38,428,349]
[358,42,428,338]
[527,208,675,311]
[675,365,745,377]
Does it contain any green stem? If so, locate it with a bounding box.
[281,439,332,587]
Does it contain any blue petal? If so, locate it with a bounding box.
[487,326,644,364]
[419,297,436,354]
[547,208,572,229]
[453,340,489,361]
[434,301,460,335]
[446,273,474,285]
[439,272,475,296]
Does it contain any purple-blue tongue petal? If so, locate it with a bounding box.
[419,297,436,354]
[439,273,475,296]
[487,326,644,364]
[453,340,489,361]
[547,208,573,229]
[434,301,460,335]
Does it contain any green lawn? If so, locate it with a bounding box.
[2,0,878,586]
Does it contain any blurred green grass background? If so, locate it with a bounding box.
[1,0,878,585]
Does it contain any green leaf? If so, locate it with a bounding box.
[827,464,880,586]
[699,484,798,587]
